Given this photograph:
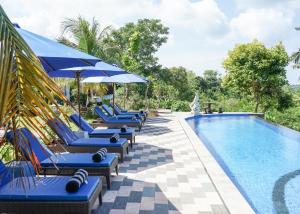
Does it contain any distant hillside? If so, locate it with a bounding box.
[290,84,300,91]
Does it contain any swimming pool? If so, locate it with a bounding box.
[186,114,300,214]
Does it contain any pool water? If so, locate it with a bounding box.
[186,115,300,214]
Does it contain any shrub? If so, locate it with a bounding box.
[171,100,190,112]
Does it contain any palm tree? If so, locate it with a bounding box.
[290,49,300,69]
[59,16,112,58]
[0,6,69,168]
[58,16,112,99]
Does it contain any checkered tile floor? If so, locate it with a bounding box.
[92,112,229,214]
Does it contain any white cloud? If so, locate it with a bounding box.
[234,0,300,10]
[1,0,300,83]
[158,0,229,37]
[230,8,293,44]
[1,0,229,39]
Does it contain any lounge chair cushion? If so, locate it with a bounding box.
[68,137,127,148]
[91,128,134,135]
[0,176,100,201]
[41,153,117,167]
[94,107,141,125]
[102,104,115,116]
[103,104,140,120]
[112,103,146,117]
[70,114,94,134]
[0,162,11,188]
[6,128,54,162]
[48,119,79,145]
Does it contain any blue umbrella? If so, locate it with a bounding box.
[14,24,101,72]
[53,62,129,119]
[14,24,125,118]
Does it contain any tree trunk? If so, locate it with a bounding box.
[255,102,259,113]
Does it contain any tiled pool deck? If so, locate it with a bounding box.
[93,112,254,214]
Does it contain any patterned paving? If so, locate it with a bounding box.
[92,112,229,214]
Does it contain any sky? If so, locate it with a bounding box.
[1,0,300,84]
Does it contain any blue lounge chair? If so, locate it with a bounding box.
[102,104,144,123]
[94,106,142,131]
[111,103,147,119]
[48,119,129,161]
[6,128,118,189]
[70,113,136,148]
[0,160,102,214]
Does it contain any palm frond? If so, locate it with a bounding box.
[0,5,71,170]
[290,49,300,69]
[60,16,112,57]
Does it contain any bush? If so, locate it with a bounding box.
[265,107,300,131]
[85,105,99,119]
[171,100,190,112]
[159,99,173,109]
[0,144,15,163]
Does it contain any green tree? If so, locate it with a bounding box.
[223,40,289,112]
[197,70,221,100]
[165,67,196,101]
[101,19,169,76]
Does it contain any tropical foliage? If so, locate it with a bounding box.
[59,16,112,57]
[45,16,300,132]
[290,49,300,69]
[0,6,69,167]
[223,40,289,112]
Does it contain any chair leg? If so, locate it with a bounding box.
[115,165,119,175]
[120,152,124,163]
[126,146,129,154]
[106,175,111,190]
[130,139,133,148]
[99,191,102,206]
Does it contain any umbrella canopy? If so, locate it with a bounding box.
[50,62,129,118]
[14,24,101,72]
[50,62,128,78]
[82,73,148,112]
[82,73,147,83]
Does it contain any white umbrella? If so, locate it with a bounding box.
[82,74,148,112]
[82,73,147,84]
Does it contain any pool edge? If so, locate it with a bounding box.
[174,112,256,214]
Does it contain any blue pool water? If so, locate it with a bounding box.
[186,115,300,214]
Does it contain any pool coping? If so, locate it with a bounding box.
[175,112,256,214]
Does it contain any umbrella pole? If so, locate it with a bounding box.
[113,83,115,115]
[123,85,127,109]
[145,83,149,111]
[76,71,81,125]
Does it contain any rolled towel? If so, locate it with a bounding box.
[66,177,81,193]
[66,169,89,193]
[135,114,139,118]
[120,126,127,133]
[110,133,120,143]
[92,148,107,162]
[131,116,137,121]
[77,169,88,181]
[74,169,88,183]
[140,110,144,114]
